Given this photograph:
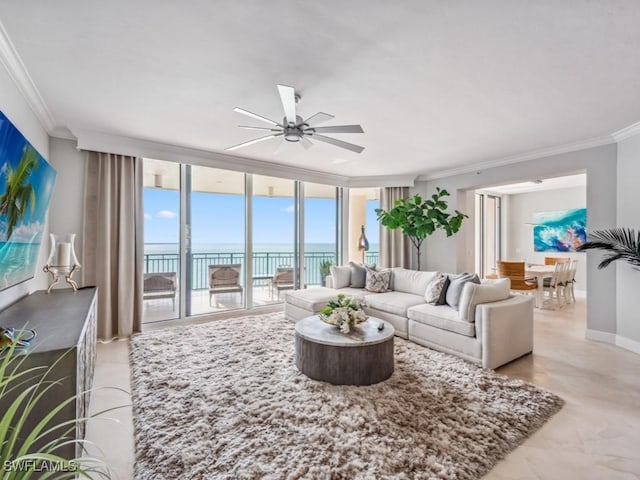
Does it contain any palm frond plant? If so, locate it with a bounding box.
[0,146,39,241]
[375,188,468,270]
[0,338,114,479]
[576,227,640,270]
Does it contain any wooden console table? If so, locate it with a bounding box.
[0,287,97,460]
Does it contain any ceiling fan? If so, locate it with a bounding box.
[226,84,365,154]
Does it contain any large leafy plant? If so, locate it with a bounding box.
[577,228,640,270]
[375,188,467,270]
[0,340,112,479]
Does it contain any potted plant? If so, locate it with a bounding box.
[375,188,468,270]
[319,260,333,287]
[577,227,640,269]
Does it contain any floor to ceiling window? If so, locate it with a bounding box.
[142,159,181,323]
[304,183,338,286]
[475,193,502,278]
[348,187,381,265]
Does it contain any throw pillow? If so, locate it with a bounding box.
[365,267,391,293]
[330,266,351,289]
[424,273,446,304]
[436,276,451,305]
[445,273,481,310]
[348,262,376,288]
[458,278,511,323]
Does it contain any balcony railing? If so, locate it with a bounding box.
[144,251,380,290]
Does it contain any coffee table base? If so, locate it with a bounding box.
[295,334,394,386]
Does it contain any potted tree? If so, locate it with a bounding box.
[376,188,467,270]
[577,227,640,269]
[319,260,333,287]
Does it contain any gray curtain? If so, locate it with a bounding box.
[379,187,411,269]
[82,151,144,340]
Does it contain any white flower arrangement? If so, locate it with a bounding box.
[319,294,368,334]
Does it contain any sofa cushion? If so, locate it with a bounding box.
[407,303,476,337]
[436,276,451,305]
[330,266,351,289]
[283,287,339,312]
[365,268,391,293]
[391,268,438,296]
[445,273,481,310]
[334,287,375,297]
[458,278,511,323]
[424,273,446,304]
[366,291,425,317]
[348,262,375,288]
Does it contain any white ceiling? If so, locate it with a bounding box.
[1,1,640,178]
[482,173,586,195]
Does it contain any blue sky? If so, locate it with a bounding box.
[143,189,380,246]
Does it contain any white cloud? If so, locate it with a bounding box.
[282,205,295,214]
[156,210,177,219]
[4,221,44,243]
[144,213,152,220]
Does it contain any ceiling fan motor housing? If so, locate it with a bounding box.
[284,115,305,142]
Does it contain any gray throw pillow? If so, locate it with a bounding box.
[348,262,375,288]
[436,276,451,305]
[445,273,481,310]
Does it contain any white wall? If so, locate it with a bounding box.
[412,143,617,336]
[0,64,51,309]
[616,133,640,346]
[506,186,587,289]
[47,137,86,287]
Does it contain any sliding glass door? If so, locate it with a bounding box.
[304,183,338,286]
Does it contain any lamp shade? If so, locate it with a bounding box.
[357,225,369,251]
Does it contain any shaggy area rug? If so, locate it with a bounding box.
[129,313,563,479]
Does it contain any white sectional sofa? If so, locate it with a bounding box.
[284,267,534,369]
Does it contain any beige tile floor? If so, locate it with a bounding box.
[86,294,640,479]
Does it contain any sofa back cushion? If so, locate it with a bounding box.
[424,273,446,304]
[349,262,376,288]
[365,268,391,293]
[330,266,351,289]
[458,278,511,323]
[391,268,438,296]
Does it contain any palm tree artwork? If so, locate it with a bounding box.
[0,146,38,241]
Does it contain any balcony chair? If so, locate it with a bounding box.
[209,264,243,307]
[497,261,538,295]
[270,267,295,300]
[143,272,177,308]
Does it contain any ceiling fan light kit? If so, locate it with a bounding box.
[226,84,365,154]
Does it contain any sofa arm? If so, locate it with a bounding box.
[325,275,334,288]
[478,295,534,369]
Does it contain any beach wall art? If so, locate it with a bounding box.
[533,208,587,252]
[0,110,56,291]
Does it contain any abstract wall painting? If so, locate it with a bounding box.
[0,110,57,291]
[533,208,587,252]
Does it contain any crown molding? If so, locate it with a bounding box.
[72,128,354,187]
[416,135,615,181]
[611,121,640,142]
[347,175,415,188]
[0,19,56,132]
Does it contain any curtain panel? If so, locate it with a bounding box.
[379,187,411,269]
[82,151,144,340]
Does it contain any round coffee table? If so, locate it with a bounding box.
[294,316,395,386]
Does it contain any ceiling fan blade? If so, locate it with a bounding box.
[238,125,281,131]
[310,125,364,134]
[273,138,285,155]
[303,112,334,126]
[300,135,313,150]
[277,84,297,125]
[233,107,280,126]
[225,133,282,151]
[311,134,364,153]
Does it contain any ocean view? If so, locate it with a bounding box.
[0,242,40,290]
[145,243,380,255]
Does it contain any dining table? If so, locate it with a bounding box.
[525,264,556,308]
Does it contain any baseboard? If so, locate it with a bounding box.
[585,329,640,355]
[585,329,616,344]
[616,335,640,355]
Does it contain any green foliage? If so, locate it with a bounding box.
[0,147,38,241]
[577,228,640,270]
[375,188,468,269]
[0,338,112,479]
[319,260,333,278]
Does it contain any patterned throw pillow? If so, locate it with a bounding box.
[424,273,446,304]
[365,267,391,293]
[349,262,376,288]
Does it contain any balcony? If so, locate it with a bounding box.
[143,250,379,322]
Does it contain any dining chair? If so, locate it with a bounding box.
[542,261,570,308]
[544,257,571,265]
[563,260,578,303]
[208,264,243,307]
[496,261,538,295]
